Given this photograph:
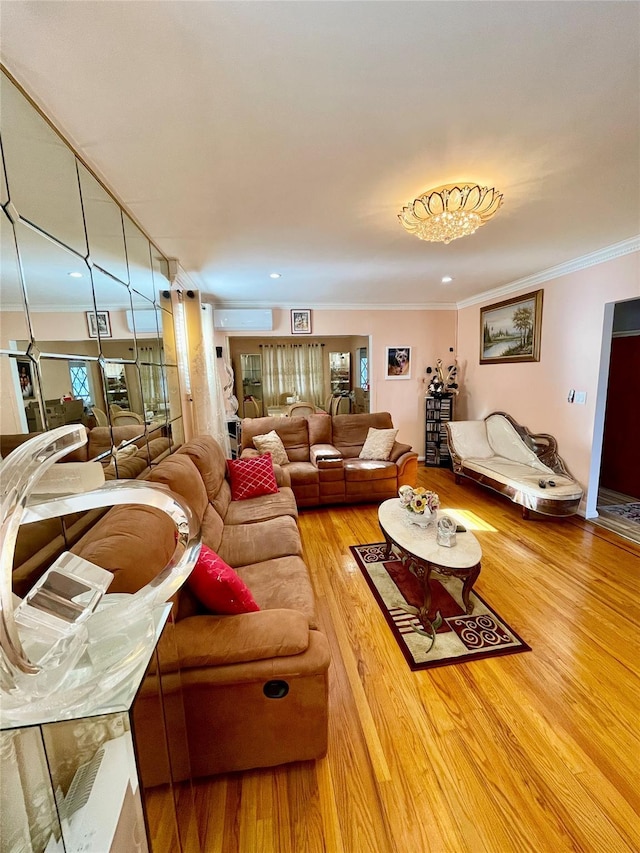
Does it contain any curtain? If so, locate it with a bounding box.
[184,296,231,457]
[138,344,164,414]
[260,344,324,407]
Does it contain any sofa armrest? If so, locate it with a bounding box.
[174,609,311,668]
[310,444,343,467]
[240,448,260,459]
[396,450,419,488]
[389,441,412,463]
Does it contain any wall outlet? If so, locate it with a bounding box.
[575,391,587,405]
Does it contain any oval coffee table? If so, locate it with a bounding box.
[377,498,482,629]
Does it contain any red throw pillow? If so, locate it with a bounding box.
[188,545,259,614]
[227,453,279,501]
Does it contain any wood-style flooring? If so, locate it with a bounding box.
[596,487,640,544]
[159,466,640,853]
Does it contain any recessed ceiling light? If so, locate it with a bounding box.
[68,271,83,278]
[269,272,282,279]
[441,275,453,284]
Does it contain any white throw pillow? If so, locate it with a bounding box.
[359,427,398,461]
[253,430,289,465]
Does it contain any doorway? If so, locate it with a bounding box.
[590,297,640,543]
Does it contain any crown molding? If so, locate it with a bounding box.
[456,236,640,309]
[207,301,458,311]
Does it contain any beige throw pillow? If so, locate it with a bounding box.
[253,430,289,465]
[359,427,398,461]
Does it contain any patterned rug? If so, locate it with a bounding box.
[600,503,640,522]
[350,543,531,671]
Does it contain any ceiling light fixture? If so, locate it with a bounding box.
[441,276,453,284]
[269,272,281,279]
[399,183,503,244]
[68,271,83,278]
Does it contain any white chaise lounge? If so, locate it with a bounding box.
[445,412,583,518]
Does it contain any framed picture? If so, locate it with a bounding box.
[86,310,112,339]
[291,309,311,335]
[480,289,543,364]
[386,346,412,379]
[17,358,34,400]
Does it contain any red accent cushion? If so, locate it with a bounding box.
[188,545,260,614]
[227,453,279,501]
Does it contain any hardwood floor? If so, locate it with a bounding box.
[185,467,640,852]
[596,487,640,544]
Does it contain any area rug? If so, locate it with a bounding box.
[350,543,531,671]
[600,503,640,522]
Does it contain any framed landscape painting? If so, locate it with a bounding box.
[480,289,543,364]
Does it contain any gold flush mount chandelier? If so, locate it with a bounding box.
[398,183,503,244]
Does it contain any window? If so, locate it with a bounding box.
[69,361,92,405]
[358,347,368,389]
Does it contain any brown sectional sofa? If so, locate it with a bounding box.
[240,411,418,507]
[6,425,172,597]
[69,434,330,782]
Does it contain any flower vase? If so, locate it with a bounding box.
[405,509,434,528]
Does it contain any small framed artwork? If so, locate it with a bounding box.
[480,289,543,364]
[17,358,35,400]
[386,346,412,379]
[86,310,112,339]
[291,309,311,335]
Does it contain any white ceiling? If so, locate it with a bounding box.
[1,1,639,309]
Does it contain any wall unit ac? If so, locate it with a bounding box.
[213,309,273,331]
[126,310,158,334]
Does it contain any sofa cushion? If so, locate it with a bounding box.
[188,545,260,614]
[332,412,394,458]
[285,460,320,486]
[388,441,413,463]
[71,504,179,594]
[344,459,397,481]
[201,505,225,554]
[485,414,549,470]
[236,556,318,629]
[87,425,146,459]
[242,416,311,462]
[224,487,298,525]
[178,435,230,515]
[227,454,279,501]
[446,421,494,460]
[462,457,581,499]
[218,515,303,568]
[148,453,209,523]
[174,609,312,668]
[307,413,332,446]
[252,430,289,465]
[359,427,398,461]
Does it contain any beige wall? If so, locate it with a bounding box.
[223,308,457,455]
[456,251,639,495]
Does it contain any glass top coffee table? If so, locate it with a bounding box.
[377,498,482,633]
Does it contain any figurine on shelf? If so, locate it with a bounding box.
[424,358,459,397]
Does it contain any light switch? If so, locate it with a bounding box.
[575,391,587,405]
[567,389,575,403]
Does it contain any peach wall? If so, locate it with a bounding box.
[456,252,639,497]
[223,308,457,456]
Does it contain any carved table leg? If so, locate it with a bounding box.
[461,563,481,614]
[382,531,394,560]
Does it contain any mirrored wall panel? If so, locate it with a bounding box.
[0,67,182,459]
